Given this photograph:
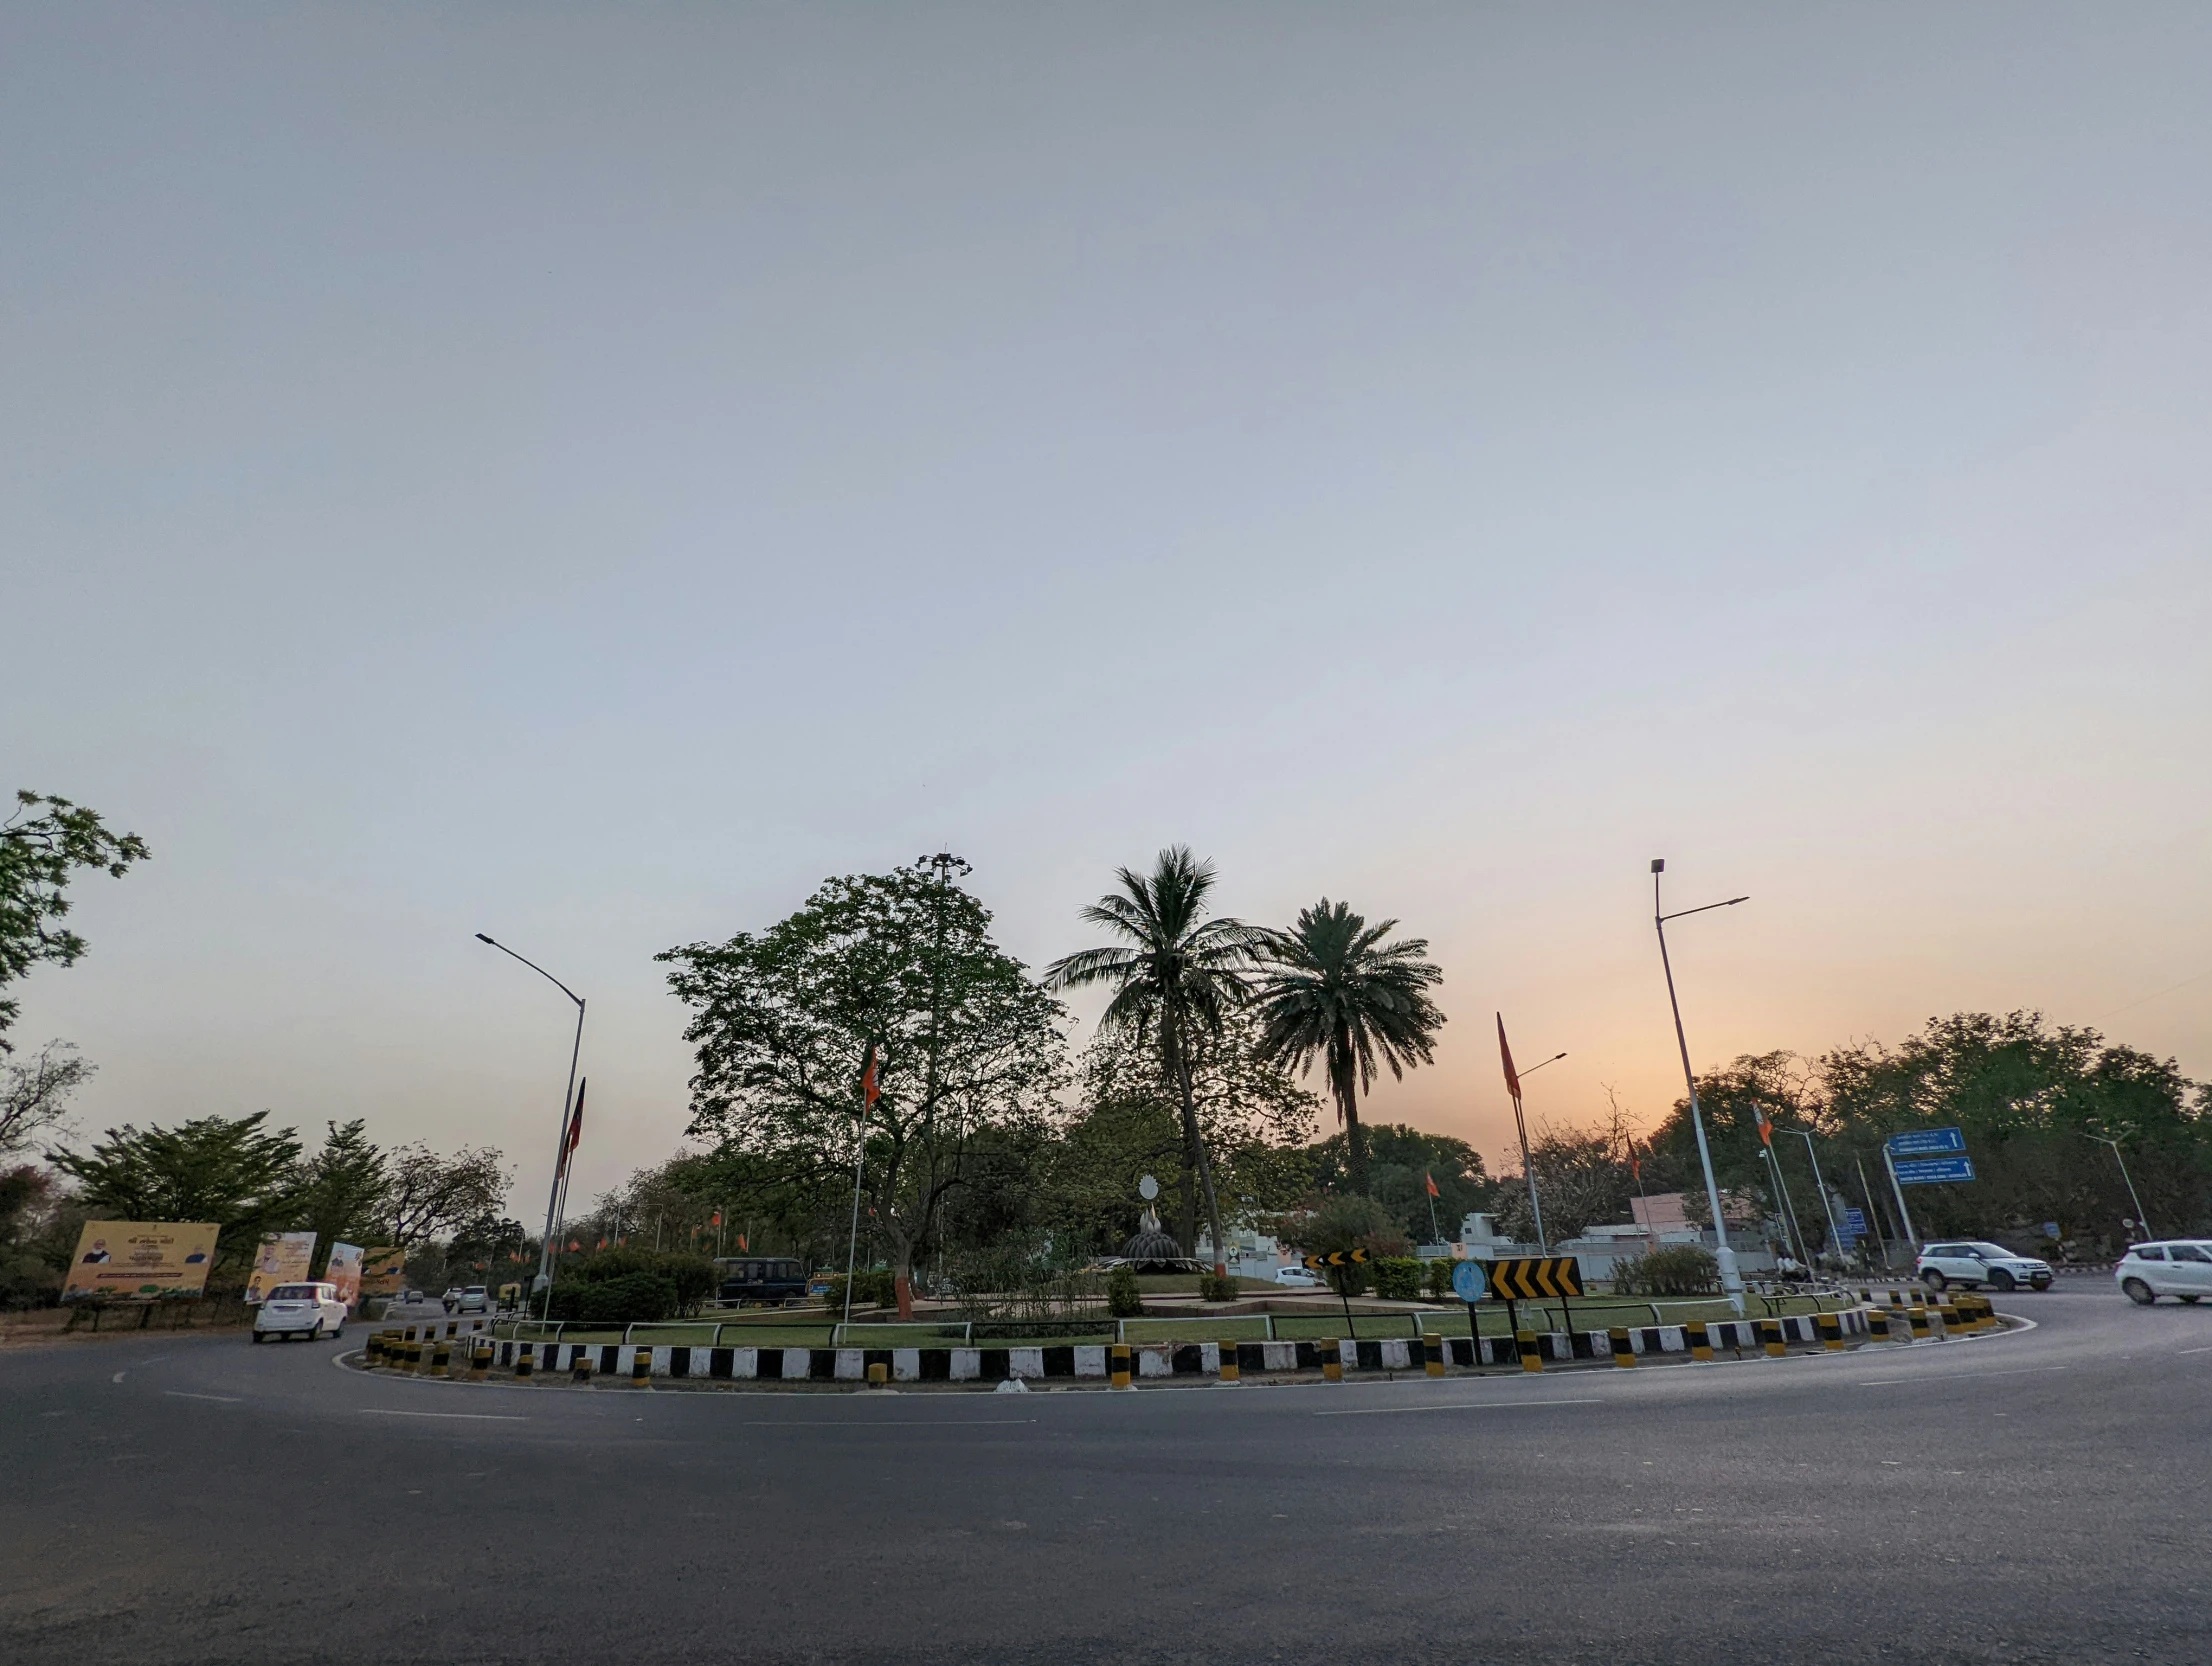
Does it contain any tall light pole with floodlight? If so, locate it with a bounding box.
[1651,859,1750,1315]
[476,933,585,1311]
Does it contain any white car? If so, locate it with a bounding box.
[1915,1241,2054,1293]
[2115,1241,2212,1305]
[253,1282,349,1342]
[1274,1265,1322,1288]
[455,1286,491,1314]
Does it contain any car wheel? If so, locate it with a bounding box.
[2030,1278,2052,1291]
[251,1330,265,1344]
[307,1321,323,1342]
[2122,1278,2156,1306]
[1989,1270,2016,1293]
[2182,1295,2203,1305]
[1922,1271,1948,1293]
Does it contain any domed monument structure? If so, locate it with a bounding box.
[1119,1174,1198,1274]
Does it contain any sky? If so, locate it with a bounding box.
[6,5,2210,1218]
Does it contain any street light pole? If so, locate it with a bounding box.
[1502,1038,1565,1255]
[1791,1129,1844,1266]
[1651,860,1750,1315]
[476,933,585,1318]
[2087,1134,2152,1241]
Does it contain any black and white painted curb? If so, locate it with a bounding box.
[403,1308,1884,1386]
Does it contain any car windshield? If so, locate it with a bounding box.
[1966,1243,2013,1259]
[269,1285,318,1301]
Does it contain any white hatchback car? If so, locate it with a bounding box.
[1916,1241,2054,1293]
[2115,1241,2212,1305]
[1274,1265,1323,1288]
[252,1282,349,1342]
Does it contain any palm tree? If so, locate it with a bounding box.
[1044,847,1259,1277]
[1252,899,1445,1195]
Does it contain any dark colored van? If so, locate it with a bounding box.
[715,1256,808,1306]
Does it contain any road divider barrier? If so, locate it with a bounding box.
[380,1309,1899,1391]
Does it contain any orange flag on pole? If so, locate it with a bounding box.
[1425,1171,1441,1198]
[1496,1013,1522,1101]
[861,1045,880,1109]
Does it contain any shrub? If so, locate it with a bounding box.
[823,1268,897,1311]
[1107,1264,1143,1317]
[1372,1257,1424,1300]
[1425,1258,1456,1299]
[546,1247,718,1323]
[1196,1270,1238,1302]
[1613,1244,1721,1297]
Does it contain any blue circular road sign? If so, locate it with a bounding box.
[1450,1260,1488,1302]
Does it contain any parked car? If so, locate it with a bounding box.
[715,1256,810,1306]
[455,1286,490,1313]
[1916,1242,2054,1293]
[253,1283,349,1342]
[2115,1241,2212,1305]
[1273,1265,1322,1288]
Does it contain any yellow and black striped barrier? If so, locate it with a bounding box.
[1756,1319,1786,1359]
[1817,1312,1844,1351]
[571,1352,595,1386]
[1322,1344,1344,1383]
[514,1343,534,1380]
[1687,1321,1713,1362]
[1423,1333,1444,1379]
[867,1361,888,1386]
[1907,1305,1931,1340]
[469,1341,492,1381]
[1609,1327,1635,1368]
[1220,1341,1241,1384]
[1868,1309,1891,1340]
[631,1345,653,1385]
[1516,1330,1542,1373]
[1109,1343,1131,1390]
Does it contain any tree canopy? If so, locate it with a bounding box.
[0,791,149,1050]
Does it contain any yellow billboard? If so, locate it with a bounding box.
[63,1221,220,1301]
[244,1231,318,1303]
[359,1246,407,1298]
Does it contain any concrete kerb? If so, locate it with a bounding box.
[341,1304,2029,1392]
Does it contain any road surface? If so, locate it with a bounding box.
[4,1284,2205,1664]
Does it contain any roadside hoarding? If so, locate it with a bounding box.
[325,1242,365,1307]
[244,1231,318,1303]
[62,1221,220,1301]
[359,1247,407,1299]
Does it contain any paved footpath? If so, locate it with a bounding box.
[3,1286,2206,1666]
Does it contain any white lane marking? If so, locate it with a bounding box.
[358,1409,526,1421]
[164,1391,241,1403]
[1315,1398,1603,1417]
[112,1371,126,1384]
[742,1417,1039,1427]
[2180,1347,2212,1356]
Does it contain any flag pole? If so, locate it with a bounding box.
[840,1045,877,1342]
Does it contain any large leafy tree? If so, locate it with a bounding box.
[377,1141,511,1248]
[50,1111,304,1280]
[1053,1006,1319,1257]
[293,1119,391,1274]
[661,855,1067,1318]
[0,791,149,1050]
[1043,847,1261,1277]
[1313,1121,1490,1244]
[0,1040,95,1160]
[1250,898,1445,1194]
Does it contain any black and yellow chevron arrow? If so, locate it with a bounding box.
[1300,1249,1373,1270]
[1485,1256,1584,1300]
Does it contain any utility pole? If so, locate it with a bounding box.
[1651,861,1750,1315]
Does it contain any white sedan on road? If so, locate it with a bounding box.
[252,1282,349,1342]
[2115,1242,2212,1305]
[1916,1242,2054,1293]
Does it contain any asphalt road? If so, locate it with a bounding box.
[3,1285,2206,1666]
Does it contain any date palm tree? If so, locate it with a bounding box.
[1043,847,1259,1276]
[1253,899,1445,1195]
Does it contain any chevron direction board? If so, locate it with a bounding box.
[1301,1249,1371,1270]
[1484,1257,1584,1300]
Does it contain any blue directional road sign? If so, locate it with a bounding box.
[1886,1127,1966,1157]
[1451,1260,1489,1302]
[1894,1155,1976,1185]
[1844,1207,1870,1237]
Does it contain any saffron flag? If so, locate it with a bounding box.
[1425,1172,1440,1198]
[710,1210,722,1228]
[1496,1013,1522,1101]
[556,1079,587,1176]
[737,1234,748,1251]
[1754,1107,1775,1148]
[1631,1144,1643,1183]
[861,1045,880,1109]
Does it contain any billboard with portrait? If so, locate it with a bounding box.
[62,1221,220,1301]
[359,1246,408,1298]
[243,1231,318,1303]
[325,1242,365,1307]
